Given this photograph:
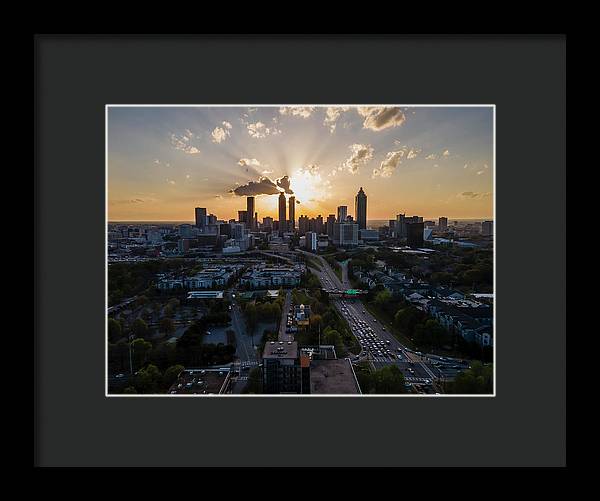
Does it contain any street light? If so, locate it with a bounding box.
[128,334,134,375]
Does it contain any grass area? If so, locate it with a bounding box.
[362,301,415,350]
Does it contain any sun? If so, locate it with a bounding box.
[289,167,332,216]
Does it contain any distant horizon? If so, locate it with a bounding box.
[108,217,493,225]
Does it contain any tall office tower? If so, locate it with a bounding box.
[195,207,207,229]
[278,192,287,235]
[326,214,336,239]
[482,220,493,236]
[315,214,324,234]
[238,210,248,225]
[305,231,318,252]
[298,215,309,235]
[246,197,255,230]
[207,214,217,225]
[439,217,448,230]
[355,187,367,230]
[288,196,296,230]
[406,222,425,248]
[337,206,348,223]
[396,214,407,238]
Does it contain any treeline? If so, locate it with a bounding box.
[108,259,186,306]
[445,362,493,394]
[121,364,185,394]
[242,297,284,334]
[354,362,406,394]
[108,314,236,380]
[292,287,360,355]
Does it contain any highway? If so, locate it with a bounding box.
[295,249,468,391]
[278,290,294,342]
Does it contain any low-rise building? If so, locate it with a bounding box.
[239,263,305,289]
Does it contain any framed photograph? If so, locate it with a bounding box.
[35,35,566,467]
[105,104,495,398]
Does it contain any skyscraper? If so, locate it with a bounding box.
[298,215,309,235]
[355,187,367,230]
[246,197,255,230]
[315,214,324,234]
[337,206,347,223]
[238,210,247,225]
[195,207,207,229]
[326,214,336,239]
[439,217,448,230]
[288,196,296,230]
[406,222,424,248]
[278,192,287,235]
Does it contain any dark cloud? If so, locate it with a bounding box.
[230,177,280,196]
[357,107,406,131]
[276,175,294,194]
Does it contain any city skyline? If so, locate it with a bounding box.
[108,105,494,221]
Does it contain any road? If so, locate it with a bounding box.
[278,290,294,342]
[295,249,467,392]
[227,290,259,364]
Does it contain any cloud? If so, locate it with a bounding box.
[230,177,281,196]
[357,107,406,131]
[246,121,281,139]
[426,154,438,160]
[276,175,294,194]
[373,150,404,178]
[476,170,484,175]
[262,169,273,175]
[110,198,148,205]
[372,146,421,178]
[300,164,319,175]
[166,179,176,185]
[279,106,315,118]
[170,132,200,154]
[211,121,232,143]
[238,158,261,168]
[458,191,491,199]
[323,106,350,133]
[442,149,450,157]
[342,143,374,174]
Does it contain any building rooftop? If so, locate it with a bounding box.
[310,359,361,394]
[263,341,298,360]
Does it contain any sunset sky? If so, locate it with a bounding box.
[107,105,493,222]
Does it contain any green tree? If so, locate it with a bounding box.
[162,364,185,389]
[449,362,493,394]
[372,365,406,394]
[132,318,150,339]
[394,307,421,336]
[134,364,163,394]
[131,338,152,369]
[323,328,344,353]
[123,386,138,394]
[374,289,393,309]
[108,318,122,343]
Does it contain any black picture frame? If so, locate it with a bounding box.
[34,34,566,467]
